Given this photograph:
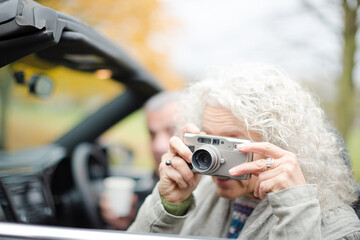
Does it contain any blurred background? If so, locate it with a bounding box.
[5,0,360,180]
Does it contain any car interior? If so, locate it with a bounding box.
[0,0,164,236]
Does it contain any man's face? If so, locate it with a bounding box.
[202,105,264,199]
[146,101,178,176]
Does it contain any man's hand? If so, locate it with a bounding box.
[99,193,138,230]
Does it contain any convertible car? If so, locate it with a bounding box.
[0,0,182,238]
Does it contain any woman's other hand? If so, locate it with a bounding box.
[229,142,306,199]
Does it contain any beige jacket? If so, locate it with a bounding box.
[128,176,360,239]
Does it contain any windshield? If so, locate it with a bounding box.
[0,55,124,152]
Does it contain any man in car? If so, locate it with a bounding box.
[100,91,181,230]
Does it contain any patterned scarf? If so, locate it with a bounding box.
[227,196,260,239]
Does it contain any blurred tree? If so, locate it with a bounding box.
[337,0,359,140]
[36,0,184,90]
[302,0,359,140]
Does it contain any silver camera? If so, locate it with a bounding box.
[183,133,253,180]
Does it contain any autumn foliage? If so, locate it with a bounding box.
[37,0,184,90]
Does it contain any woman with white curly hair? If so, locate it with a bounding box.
[128,63,360,239]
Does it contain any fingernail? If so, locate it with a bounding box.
[237,144,247,150]
[191,126,200,132]
[229,168,236,175]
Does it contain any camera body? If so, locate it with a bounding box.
[183,133,253,180]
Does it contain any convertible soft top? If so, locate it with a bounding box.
[0,0,161,92]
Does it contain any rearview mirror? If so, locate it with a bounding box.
[14,71,54,99]
[29,75,54,99]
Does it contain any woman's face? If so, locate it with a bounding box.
[202,105,264,199]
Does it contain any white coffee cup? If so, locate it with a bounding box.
[103,176,136,217]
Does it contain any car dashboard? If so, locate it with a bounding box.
[0,145,66,224]
[0,175,53,223]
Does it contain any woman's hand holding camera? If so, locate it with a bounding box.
[158,124,202,204]
[159,122,307,202]
[229,142,307,199]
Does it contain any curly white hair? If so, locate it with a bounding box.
[179,63,357,210]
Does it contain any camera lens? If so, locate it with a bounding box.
[191,145,221,174]
[193,149,212,170]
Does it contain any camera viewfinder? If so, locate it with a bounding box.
[212,139,220,145]
[198,137,211,144]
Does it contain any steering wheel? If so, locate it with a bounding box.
[71,142,109,228]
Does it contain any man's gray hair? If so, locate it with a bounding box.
[179,62,357,211]
[144,91,181,112]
